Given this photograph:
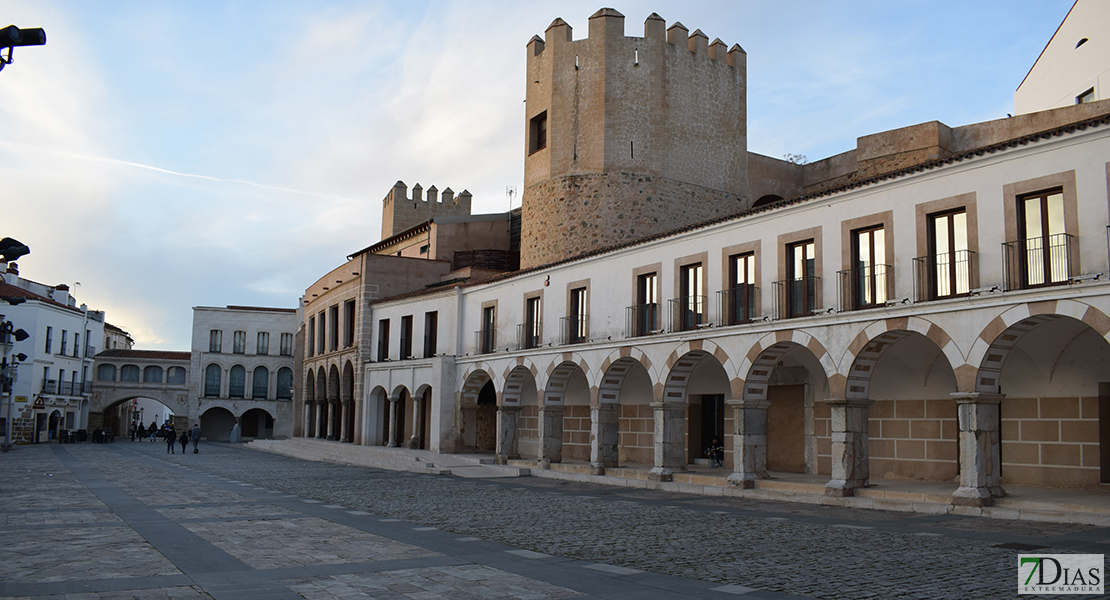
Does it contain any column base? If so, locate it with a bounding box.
[648,466,685,482]
[538,458,551,470]
[726,472,759,489]
[951,485,1006,507]
[386,441,398,448]
[824,478,865,497]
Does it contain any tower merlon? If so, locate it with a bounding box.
[412,182,423,201]
[442,187,454,204]
[688,29,709,54]
[427,185,438,203]
[709,38,728,62]
[667,21,688,46]
[727,43,746,68]
[589,7,625,41]
[644,12,665,39]
[545,17,572,45]
[528,34,545,56]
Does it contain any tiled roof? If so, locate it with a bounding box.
[0,281,82,314]
[96,349,192,361]
[370,109,1110,306]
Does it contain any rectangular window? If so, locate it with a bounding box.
[787,241,816,317]
[728,253,756,324]
[400,315,413,359]
[280,333,293,356]
[523,297,541,349]
[84,329,91,357]
[529,111,548,154]
[377,319,390,361]
[1077,87,1095,105]
[480,306,496,353]
[73,332,79,357]
[677,263,704,331]
[928,209,970,298]
[317,311,327,354]
[60,330,68,355]
[344,300,356,348]
[44,326,52,354]
[233,331,246,354]
[257,331,270,355]
[636,272,659,336]
[307,317,315,357]
[568,287,587,344]
[424,311,438,358]
[210,329,222,353]
[329,305,339,352]
[1019,189,1068,287]
[850,225,888,309]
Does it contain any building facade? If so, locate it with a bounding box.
[1015,0,1110,114]
[294,9,1110,507]
[0,265,105,444]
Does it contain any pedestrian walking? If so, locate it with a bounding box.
[165,428,176,454]
[129,424,137,442]
[191,424,201,454]
[137,423,146,441]
[149,421,158,441]
[179,430,189,454]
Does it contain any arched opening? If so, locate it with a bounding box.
[204,364,221,397]
[229,365,246,399]
[598,357,655,466]
[540,362,589,463]
[96,364,116,381]
[240,408,274,439]
[408,384,432,450]
[847,329,958,482]
[328,364,341,440]
[143,365,163,383]
[982,314,1110,488]
[745,340,830,474]
[458,370,494,453]
[503,366,538,459]
[662,351,731,468]
[752,194,784,209]
[304,369,316,438]
[252,366,269,400]
[342,361,355,443]
[315,366,327,438]
[476,382,496,453]
[167,366,187,385]
[201,406,236,442]
[102,397,176,440]
[366,386,388,446]
[120,365,140,382]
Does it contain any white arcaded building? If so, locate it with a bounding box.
[296,8,1110,508]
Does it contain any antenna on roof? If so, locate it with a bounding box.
[506,185,517,211]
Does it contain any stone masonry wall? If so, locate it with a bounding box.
[619,403,654,464]
[1001,396,1100,488]
[521,172,746,268]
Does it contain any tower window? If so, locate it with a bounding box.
[529,111,548,154]
[1077,87,1095,105]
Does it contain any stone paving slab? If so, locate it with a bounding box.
[0,524,182,583]
[281,565,586,600]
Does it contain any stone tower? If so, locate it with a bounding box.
[521,9,749,268]
[381,180,473,239]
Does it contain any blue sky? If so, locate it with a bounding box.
[1,0,1075,349]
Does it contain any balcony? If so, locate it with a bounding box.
[626,303,661,338]
[717,285,758,325]
[1002,233,1076,291]
[40,380,87,396]
[474,328,496,354]
[913,250,977,302]
[559,315,589,345]
[517,321,542,351]
[837,264,894,311]
[772,276,821,319]
[668,295,708,332]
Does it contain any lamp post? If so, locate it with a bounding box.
[1,317,30,452]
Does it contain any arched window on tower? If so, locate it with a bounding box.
[204,364,221,397]
[229,365,246,398]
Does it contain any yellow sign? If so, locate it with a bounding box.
[14,396,27,403]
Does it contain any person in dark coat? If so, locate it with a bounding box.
[179,430,189,454]
[149,421,158,441]
[166,428,176,454]
[191,424,201,454]
[137,423,146,440]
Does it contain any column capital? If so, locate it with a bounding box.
[538,403,565,414]
[820,397,874,408]
[726,398,770,409]
[498,404,522,413]
[649,401,687,411]
[950,391,1004,405]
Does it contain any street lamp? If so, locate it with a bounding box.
[1,318,30,452]
[0,26,46,73]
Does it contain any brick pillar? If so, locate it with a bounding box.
[824,398,873,497]
[537,405,564,469]
[649,402,687,481]
[386,397,399,447]
[495,405,520,464]
[726,399,770,488]
[951,392,1006,506]
[589,403,619,475]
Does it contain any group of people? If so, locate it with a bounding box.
[164,424,203,454]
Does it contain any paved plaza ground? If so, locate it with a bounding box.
[1,442,1107,599]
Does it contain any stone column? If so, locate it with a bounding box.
[537,404,565,469]
[589,403,620,475]
[951,392,1006,506]
[327,401,338,441]
[407,396,422,449]
[726,399,770,488]
[305,402,315,438]
[649,401,687,481]
[315,402,325,438]
[823,398,874,497]
[386,397,399,447]
[495,405,521,464]
[338,400,350,443]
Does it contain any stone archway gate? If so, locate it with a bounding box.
[89,350,192,429]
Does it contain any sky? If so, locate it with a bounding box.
[1,0,1076,350]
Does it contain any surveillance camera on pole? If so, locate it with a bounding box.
[0,25,46,72]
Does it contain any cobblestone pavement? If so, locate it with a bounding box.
[2,441,1107,599]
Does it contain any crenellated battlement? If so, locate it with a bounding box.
[521,8,750,269]
[527,9,745,68]
[381,180,473,239]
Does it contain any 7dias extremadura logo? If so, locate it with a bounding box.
[1019,554,1104,595]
